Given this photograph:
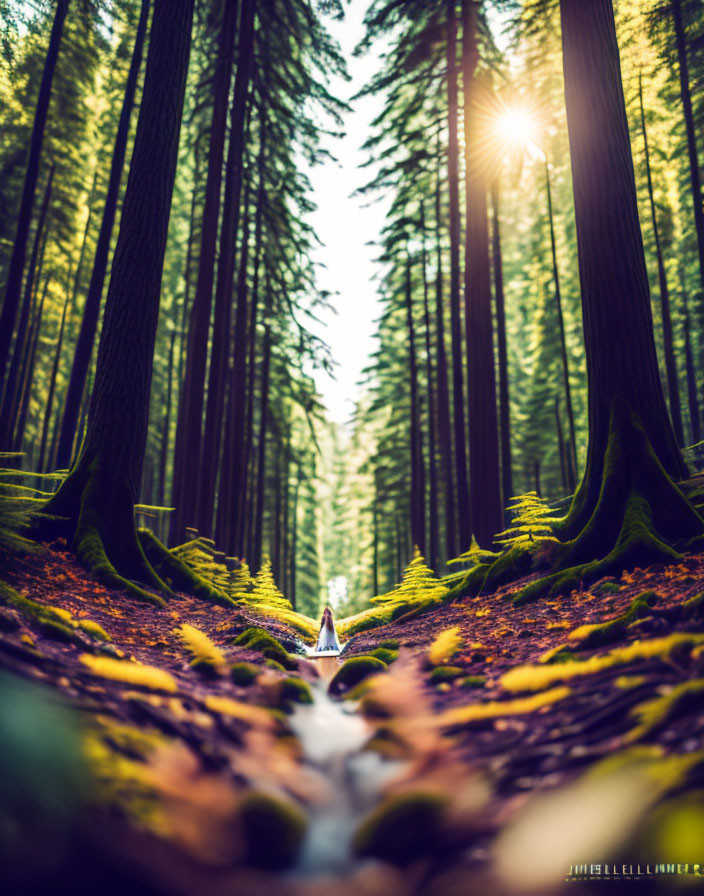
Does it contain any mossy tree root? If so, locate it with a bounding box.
[511,403,703,606]
[36,457,170,605]
[137,528,234,606]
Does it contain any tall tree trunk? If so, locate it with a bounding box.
[38,291,70,472]
[289,465,300,610]
[681,286,701,443]
[672,0,704,296]
[405,253,426,555]
[433,146,456,559]
[0,164,53,447]
[639,74,684,447]
[13,283,47,453]
[462,0,502,548]
[170,0,239,542]
[157,329,176,524]
[252,276,273,574]
[198,0,256,535]
[240,113,267,560]
[56,0,150,471]
[445,0,470,549]
[372,470,379,596]
[554,0,698,578]
[545,157,577,490]
[491,182,512,507]
[222,176,252,556]
[71,168,99,312]
[420,202,438,569]
[0,0,68,384]
[42,0,195,598]
[555,397,568,492]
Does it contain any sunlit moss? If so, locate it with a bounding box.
[175,622,226,674]
[204,695,274,728]
[427,626,463,666]
[77,619,111,641]
[567,590,657,648]
[439,686,571,727]
[501,633,704,692]
[626,679,704,743]
[80,654,177,692]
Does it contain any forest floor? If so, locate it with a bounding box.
[1,539,704,895]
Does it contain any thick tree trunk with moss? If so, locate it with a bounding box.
[462,0,502,549]
[557,0,696,560]
[41,0,196,600]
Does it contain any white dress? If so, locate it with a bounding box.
[315,622,341,653]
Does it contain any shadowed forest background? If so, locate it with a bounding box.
[2,0,704,894]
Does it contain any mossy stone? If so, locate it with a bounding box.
[230,662,259,685]
[237,791,307,869]
[429,665,463,684]
[328,656,387,697]
[189,656,220,678]
[353,791,447,865]
[233,627,296,670]
[369,647,398,664]
[274,676,313,711]
[378,639,400,650]
[459,675,486,689]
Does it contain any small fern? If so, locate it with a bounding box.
[495,492,561,548]
[175,623,226,668]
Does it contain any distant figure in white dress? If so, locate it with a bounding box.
[315,606,341,653]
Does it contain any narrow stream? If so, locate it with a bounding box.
[288,657,403,875]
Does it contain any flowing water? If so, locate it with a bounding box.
[288,656,403,875]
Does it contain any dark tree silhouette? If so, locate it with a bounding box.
[55,0,150,471]
[0,0,68,387]
[198,0,256,536]
[40,0,211,602]
[170,0,239,543]
[638,73,684,447]
[462,0,502,548]
[445,0,471,550]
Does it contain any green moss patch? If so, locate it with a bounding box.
[459,675,486,689]
[501,633,704,693]
[230,662,259,686]
[353,791,448,865]
[429,665,464,684]
[328,656,387,697]
[626,679,704,743]
[232,627,297,670]
[269,676,314,712]
[369,647,398,664]
[568,590,658,649]
[236,791,307,869]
